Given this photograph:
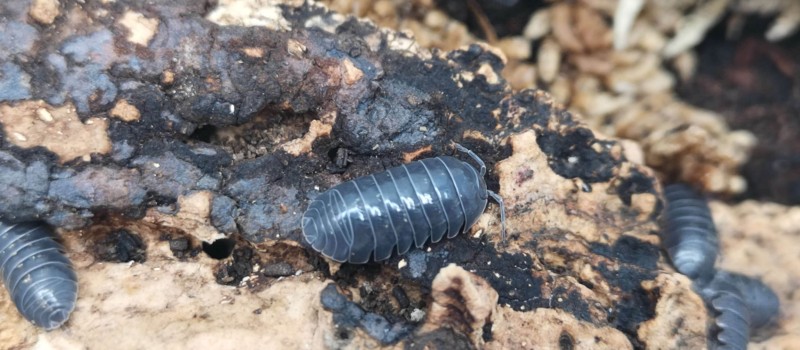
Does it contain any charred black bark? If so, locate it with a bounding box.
[0,1,666,346]
[0,0,651,239]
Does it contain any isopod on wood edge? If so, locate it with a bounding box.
[303,144,506,263]
[0,221,77,330]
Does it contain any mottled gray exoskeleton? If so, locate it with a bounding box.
[303,144,506,263]
[697,270,781,350]
[661,183,720,282]
[0,221,77,330]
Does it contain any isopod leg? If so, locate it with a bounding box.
[487,190,506,243]
[454,143,487,177]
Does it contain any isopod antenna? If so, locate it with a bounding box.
[454,143,507,243]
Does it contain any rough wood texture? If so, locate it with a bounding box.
[0,0,726,349]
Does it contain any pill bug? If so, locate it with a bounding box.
[302,144,506,264]
[719,271,780,334]
[708,283,750,350]
[697,271,780,345]
[0,221,78,330]
[660,183,720,282]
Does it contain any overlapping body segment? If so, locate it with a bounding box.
[661,183,720,281]
[710,288,750,350]
[436,156,487,231]
[659,184,781,349]
[302,150,503,264]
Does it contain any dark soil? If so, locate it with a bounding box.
[677,16,800,205]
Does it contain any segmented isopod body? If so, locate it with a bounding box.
[697,270,781,346]
[0,221,78,330]
[720,272,780,333]
[661,183,720,282]
[708,283,750,350]
[302,145,506,264]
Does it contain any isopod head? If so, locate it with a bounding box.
[442,156,488,231]
[301,209,323,253]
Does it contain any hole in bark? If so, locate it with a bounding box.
[202,238,236,259]
[190,125,218,142]
[201,112,314,161]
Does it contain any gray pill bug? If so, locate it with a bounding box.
[697,271,781,346]
[0,221,78,330]
[661,183,720,282]
[302,144,506,264]
[708,284,750,350]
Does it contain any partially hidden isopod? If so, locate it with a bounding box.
[708,283,750,350]
[302,144,506,264]
[697,270,781,348]
[0,221,78,330]
[661,183,720,282]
